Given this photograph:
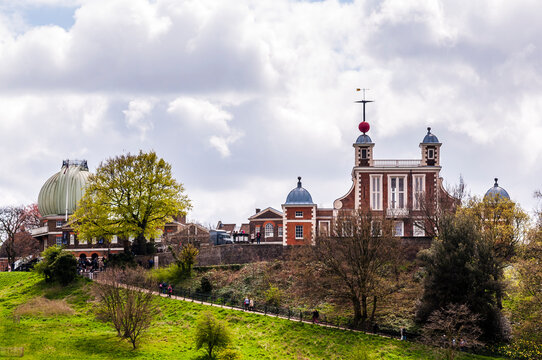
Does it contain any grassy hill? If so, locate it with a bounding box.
[0,272,507,360]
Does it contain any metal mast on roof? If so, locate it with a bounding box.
[355,88,373,123]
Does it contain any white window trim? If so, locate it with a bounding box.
[278,226,283,237]
[412,174,426,210]
[370,175,383,210]
[428,148,435,159]
[295,211,303,218]
[318,220,330,236]
[265,223,274,238]
[295,225,304,239]
[413,220,425,237]
[388,175,408,210]
[56,235,63,246]
[393,221,404,237]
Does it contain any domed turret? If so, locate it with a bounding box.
[38,160,91,217]
[484,178,510,200]
[285,177,314,204]
[422,127,440,143]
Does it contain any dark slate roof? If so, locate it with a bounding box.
[285,177,314,205]
[484,178,510,200]
[422,127,440,144]
[355,134,373,144]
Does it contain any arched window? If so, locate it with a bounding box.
[265,223,274,238]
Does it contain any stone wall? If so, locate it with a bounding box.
[196,243,286,266]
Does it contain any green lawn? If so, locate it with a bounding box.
[0,272,507,360]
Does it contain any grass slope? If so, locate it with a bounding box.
[0,273,506,360]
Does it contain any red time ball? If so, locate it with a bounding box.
[358,121,370,133]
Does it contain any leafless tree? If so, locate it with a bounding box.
[422,303,483,360]
[299,210,401,328]
[94,267,157,349]
[0,204,40,265]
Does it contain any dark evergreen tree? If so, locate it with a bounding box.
[416,213,508,342]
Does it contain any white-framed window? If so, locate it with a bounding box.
[413,175,425,210]
[370,175,383,210]
[79,237,87,245]
[413,220,425,237]
[361,149,368,159]
[92,237,97,244]
[265,223,274,238]
[69,233,75,245]
[319,221,330,236]
[56,220,64,228]
[393,221,404,237]
[56,235,63,246]
[255,226,260,236]
[278,226,283,237]
[295,225,303,239]
[295,211,303,218]
[428,148,435,159]
[111,235,118,244]
[371,220,382,237]
[389,176,407,209]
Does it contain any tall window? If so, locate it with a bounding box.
[389,176,406,209]
[370,175,382,210]
[413,220,425,237]
[295,225,303,239]
[413,175,425,210]
[56,235,63,246]
[278,226,283,237]
[265,223,274,238]
[393,221,404,237]
[428,148,435,159]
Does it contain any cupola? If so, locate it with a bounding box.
[285,177,314,204]
[420,127,442,166]
[484,178,510,200]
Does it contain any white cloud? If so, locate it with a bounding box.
[123,98,155,140]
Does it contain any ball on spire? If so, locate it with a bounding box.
[358,121,370,134]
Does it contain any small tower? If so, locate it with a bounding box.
[353,91,374,167]
[282,177,316,245]
[420,127,442,166]
[484,178,510,200]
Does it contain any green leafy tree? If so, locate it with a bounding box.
[71,151,191,255]
[34,246,77,285]
[416,212,506,341]
[460,196,529,309]
[195,312,232,359]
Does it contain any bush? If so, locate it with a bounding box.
[198,277,213,294]
[195,312,232,359]
[217,347,242,360]
[34,246,77,285]
[264,285,282,307]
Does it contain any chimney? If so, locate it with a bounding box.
[255,208,261,214]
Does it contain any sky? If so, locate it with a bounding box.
[0,0,541,227]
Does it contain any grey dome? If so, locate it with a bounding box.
[422,127,440,143]
[484,178,510,200]
[356,134,373,144]
[38,160,91,216]
[285,177,314,204]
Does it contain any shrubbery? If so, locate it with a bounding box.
[34,246,77,285]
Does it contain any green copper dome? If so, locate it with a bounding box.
[38,160,91,217]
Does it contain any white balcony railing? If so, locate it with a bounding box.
[386,208,409,217]
[373,159,421,167]
[30,225,49,236]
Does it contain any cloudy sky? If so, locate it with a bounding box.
[0,0,541,226]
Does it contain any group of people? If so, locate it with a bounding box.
[243,297,255,311]
[77,256,104,274]
[158,282,174,297]
[249,232,262,244]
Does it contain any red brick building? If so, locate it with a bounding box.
[247,114,455,245]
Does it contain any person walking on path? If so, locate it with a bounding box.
[244,297,250,310]
[167,285,173,298]
[312,310,319,324]
[249,299,254,311]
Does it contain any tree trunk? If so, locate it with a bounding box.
[370,295,377,324]
[361,294,368,322]
[352,295,362,327]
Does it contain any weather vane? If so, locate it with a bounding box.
[355,88,373,125]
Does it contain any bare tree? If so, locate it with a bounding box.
[0,204,40,265]
[422,303,483,360]
[94,267,157,349]
[300,210,401,328]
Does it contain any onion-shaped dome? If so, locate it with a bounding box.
[285,177,314,204]
[484,178,510,200]
[38,160,91,216]
[356,134,373,144]
[422,127,440,143]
